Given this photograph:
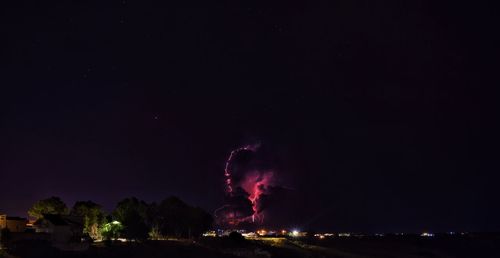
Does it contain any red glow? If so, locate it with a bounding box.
[224,145,255,194]
[219,144,273,225]
[241,171,273,222]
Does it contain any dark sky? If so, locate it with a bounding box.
[1,1,499,233]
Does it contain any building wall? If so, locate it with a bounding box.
[0,214,6,228]
[6,219,26,232]
[52,226,73,243]
[34,221,74,243]
[34,220,53,234]
[0,214,27,232]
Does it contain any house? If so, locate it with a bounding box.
[0,214,86,251]
[33,214,84,244]
[0,214,27,232]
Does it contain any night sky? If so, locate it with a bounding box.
[1,1,499,233]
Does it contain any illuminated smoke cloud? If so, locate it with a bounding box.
[215,144,275,226]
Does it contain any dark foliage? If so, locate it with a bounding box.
[7,240,58,258]
[70,200,105,239]
[0,228,11,244]
[228,231,245,243]
[112,197,149,241]
[150,196,213,238]
[28,197,68,219]
[111,196,212,240]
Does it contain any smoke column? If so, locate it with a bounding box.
[224,145,257,194]
[217,144,274,226]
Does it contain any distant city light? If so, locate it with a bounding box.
[257,229,267,236]
[202,231,216,237]
[242,232,258,238]
[292,230,299,237]
[420,232,434,237]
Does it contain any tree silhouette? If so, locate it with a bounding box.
[112,197,149,241]
[154,196,213,238]
[28,196,68,219]
[70,201,106,240]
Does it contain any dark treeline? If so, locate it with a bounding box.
[26,196,213,241]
